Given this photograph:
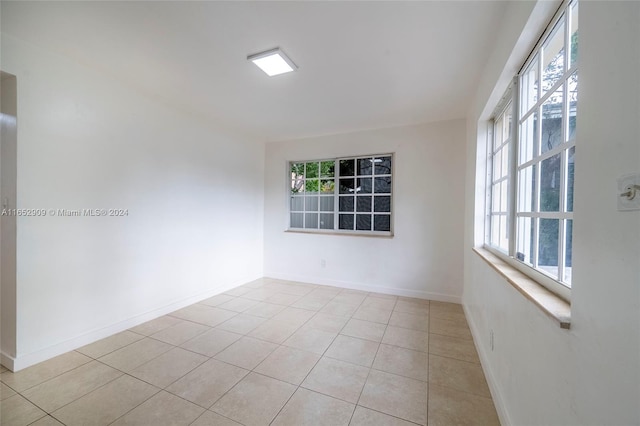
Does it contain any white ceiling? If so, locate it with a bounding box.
[2,1,506,141]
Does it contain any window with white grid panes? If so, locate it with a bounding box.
[517,0,577,287]
[289,155,393,235]
[290,160,336,230]
[489,101,512,252]
[486,0,577,299]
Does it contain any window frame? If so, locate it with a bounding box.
[286,153,394,237]
[484,0,577,302]
[486,93,514,255]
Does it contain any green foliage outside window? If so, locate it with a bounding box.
[291,161,335,194]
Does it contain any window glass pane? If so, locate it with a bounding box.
[305,162,319,179]
[570,3,579,68]
[374,215,391,232]
[519,111,538,164]
[357,178,372,194]
[564,219,573,284]
[538,218,559,278]
[374,177,392,194]
[492,183,500,213]
[339,159,355,177]
[494,115,504,150]
[339,214,354,230]
[501,145,509,179]
[291,164,305,194]
[520,56,539,115]
[339,196,354,212]
[540,154,561,212]
[305,179,319,193]
[356,214,372,231]
[305,213,319,229]
[504,103,513,139]
[290,213,303,228]
[542,18,565,94]
[305,196,319,212]
[320,213,334,230]
[491,215,500,247]
[566,146,575,212]
[357,158,373,175]
[518,165,536,213]
[290,196,304,211]
[568,72,578,141]
[493,149,502,181]
[320,179,335,193]
[541,85,563,154]
[291,179,303,194]
[374,156,392,175]
[339,178,354,194]
[500,181,508,212]
[374,196,391,212]
[319,196,334,212]
[291,163,304,179]
[499,215,509,251]
[320,161,335,178]
[356,196,372,213]
[516,216,534,265]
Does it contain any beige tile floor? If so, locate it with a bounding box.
[0,278,500,426]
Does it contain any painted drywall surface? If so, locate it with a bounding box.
[264,121,466,301]
[1,35,265,363]
[464,1,640,425]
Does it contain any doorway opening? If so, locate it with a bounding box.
[1,71,17,370]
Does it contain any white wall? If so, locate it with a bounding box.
[464,1,640,425]
[265,121,466,301]
[1,35,265,370]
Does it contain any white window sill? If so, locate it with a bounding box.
[285,229,394,238]
[473,247,571,329]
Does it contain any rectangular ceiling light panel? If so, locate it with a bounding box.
[248,48,298,77]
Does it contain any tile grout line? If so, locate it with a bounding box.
[266,288,367,425]
[146,289,337,418]
[205,288,345,423]
[43,370,131,424]
[351,405,425,426]
[0,353,94,394]
[130,293,482,423]
[23,412,48,426]
[345,295,397,425]
[264,289,354,423]
[96,339,175,377]
[6,361,121,421]
[77,330,147,359]
[102,374,164,426]
[6,282,485,426]
[3,394,48,426]
[39,344,202,422]
[188,409,241,426]
[0,282,263,422]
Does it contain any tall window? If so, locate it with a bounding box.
[487,0,578,297]
[290,155,393,235]
[489,101,512,252]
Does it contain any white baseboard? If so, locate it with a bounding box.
[1,351,16,371]
[7,274,261,372]
[265,272,461,303]
[463,303,511,426]
[7,273,459,372]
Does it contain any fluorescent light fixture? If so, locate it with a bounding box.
[248,47,298,76]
